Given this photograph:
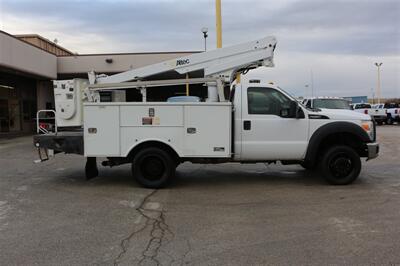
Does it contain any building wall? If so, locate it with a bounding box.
[0,31,57,79]
[343,96,368,103]
[0,72,37,132]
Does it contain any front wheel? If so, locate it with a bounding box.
[132,147,175,188]
[319,145,361,185]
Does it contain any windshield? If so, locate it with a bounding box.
[276,86,297,101]
[313,99,351,109]
[355,103,371,109]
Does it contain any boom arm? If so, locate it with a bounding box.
[90,36,277,85]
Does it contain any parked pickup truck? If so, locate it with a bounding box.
[351,103,387,124]
[383,103,400,124]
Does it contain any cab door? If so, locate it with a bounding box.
[240,86,309,160]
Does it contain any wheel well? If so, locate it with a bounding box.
[317,133,366,159]
[127,141,180,164]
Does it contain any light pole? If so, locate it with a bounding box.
[201,27,208,51]
[374,62,383,104]
[310,69,314,97]
[371,88,375,104]
[305,84,309,95]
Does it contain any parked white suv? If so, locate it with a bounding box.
[302,97,351,110]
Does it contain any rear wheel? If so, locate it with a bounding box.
[132,147,175,188]
[319,145,361,185]
[387,115,394,125]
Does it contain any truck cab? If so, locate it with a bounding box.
[233,82,377,161]
[233,82,308,161]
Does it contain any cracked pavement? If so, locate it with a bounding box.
[1,125,400,265]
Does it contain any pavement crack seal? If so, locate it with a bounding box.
[180,238,193,266]
[114,190,174,266]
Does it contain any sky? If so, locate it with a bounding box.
[0,0,399,98]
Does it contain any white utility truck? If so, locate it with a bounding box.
[34,36,379,188]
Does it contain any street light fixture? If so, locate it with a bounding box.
[201,27,208,51]
[305,84,310,97]
[374,62,383,104]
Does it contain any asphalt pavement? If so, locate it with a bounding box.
[0,125,399,265]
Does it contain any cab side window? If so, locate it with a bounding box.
[247,87,291,116]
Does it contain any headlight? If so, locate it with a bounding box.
[361,120,374,140]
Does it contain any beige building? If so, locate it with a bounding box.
[0,30,199,133]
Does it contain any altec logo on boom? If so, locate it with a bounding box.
[176,59,190,66]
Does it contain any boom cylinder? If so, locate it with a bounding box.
[207,84,219,102]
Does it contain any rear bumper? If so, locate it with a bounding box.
[366,142,379,160]
[33,131,84,155]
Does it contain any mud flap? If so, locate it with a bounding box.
[85,157,99,180]
[34,147,54,163]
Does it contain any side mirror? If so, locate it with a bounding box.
[280,101,299,118]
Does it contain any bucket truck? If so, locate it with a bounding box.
[34,36,379,188]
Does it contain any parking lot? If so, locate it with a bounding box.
[0,125,399,265]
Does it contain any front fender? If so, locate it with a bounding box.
[305,121,371,164]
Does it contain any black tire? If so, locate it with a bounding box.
[387,115,394,125]
[132,147,175,188]
[319,145,361,185]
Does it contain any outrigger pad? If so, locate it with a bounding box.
[85,157,99,180]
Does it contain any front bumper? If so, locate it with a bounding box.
[366,142,379,160]
[372,115,386,122]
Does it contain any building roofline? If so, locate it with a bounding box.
[2,30,202,58]
[0,30,59,56]
[14,33,75,55]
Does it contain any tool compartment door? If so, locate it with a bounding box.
[183,104,231,157]
[84,105,120,156]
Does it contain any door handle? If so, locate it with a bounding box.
[243,120,251,130]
